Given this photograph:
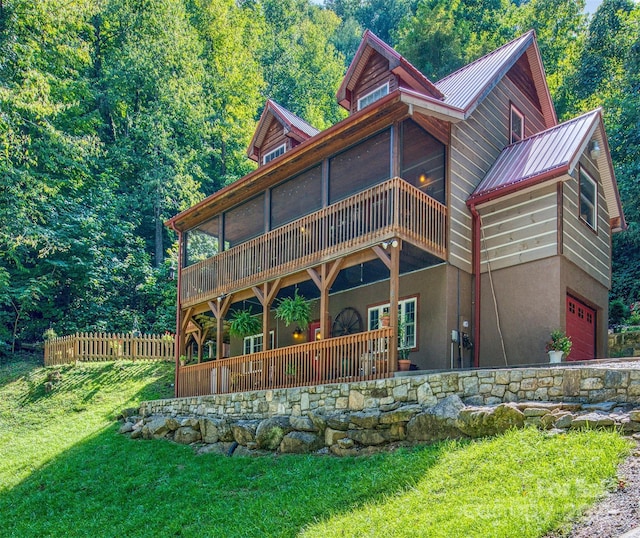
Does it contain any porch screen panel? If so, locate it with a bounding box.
[401,119,446,204]
[224,193,265,247]
[185,216,220,267]
[329,129,391,203]
[270,165,322,229]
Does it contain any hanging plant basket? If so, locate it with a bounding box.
[275,290,311,331]
[228,308,261,338]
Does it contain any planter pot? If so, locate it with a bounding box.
[398,359,411,371]
[548,350,564,363]
[380,316,390,328]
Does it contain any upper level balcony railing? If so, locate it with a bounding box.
[181,177,447,307]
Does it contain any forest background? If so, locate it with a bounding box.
[1,0,638,354]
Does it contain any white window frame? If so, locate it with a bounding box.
[367,297,417,349]
[579,167,598,231]
[243,331,275,355]
[510,104,525,144]
[357,82,390,111]
[263,144,286,165]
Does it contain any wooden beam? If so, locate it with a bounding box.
[306,268,322,291]
[372,245,391,270]
[389,240,401,372]
[325,258,344,290]
[181,307,193,332]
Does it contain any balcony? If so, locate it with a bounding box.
[180,177,447,307]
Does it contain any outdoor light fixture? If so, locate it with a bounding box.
[381,239,399,249]
[590,140,601,160]
[292,327,303,339]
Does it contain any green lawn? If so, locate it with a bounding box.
[0,355,630,537]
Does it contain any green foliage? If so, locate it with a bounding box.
[609,298,630,328]
[275,290,312,331]
[228,308,262,338]
[546,330,573,357]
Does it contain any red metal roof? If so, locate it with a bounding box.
[468,110,600,203]
[436,32,534,111]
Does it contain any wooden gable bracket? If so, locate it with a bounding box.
[308,258,345,339]
[252,278,282,351]
[207,294,233,361]
[372,245,392,270]
[181,307,194,332]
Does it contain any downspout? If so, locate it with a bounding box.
[169,222,182,398]
[469,203,481,368]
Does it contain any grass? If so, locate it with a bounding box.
[0,355,632,537]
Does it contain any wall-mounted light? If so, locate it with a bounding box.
[292,327,303,339]
[381,239,399,249]
[315,332,322,340]
[589,140,601,160]
[299,225,306,233]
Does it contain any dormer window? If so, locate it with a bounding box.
[357,82,389,111]
[510,104,525,144]
[263,143,286,165]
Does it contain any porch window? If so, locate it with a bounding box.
[368,297,417,349]
[185,216,221,267]
[270,165,322,228]
[510,104,524,144]
[579,167,597,230]
[357,82,389,111]
[401,119,446,204]
[224,193,265,247]
[263,143,286,165]
[329,129,391,203]
[243,331,275,355]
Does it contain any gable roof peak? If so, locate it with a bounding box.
[247,99,319,162]
[337,30,443,110]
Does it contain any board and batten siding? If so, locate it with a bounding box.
[478,185,558,272]
[562,155,612,288]
[448,75,548,272]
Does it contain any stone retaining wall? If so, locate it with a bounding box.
[141,363,640,420]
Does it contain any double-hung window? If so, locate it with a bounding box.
[579,168,597,230]
[368,297,417,349]
[243,331,275,355]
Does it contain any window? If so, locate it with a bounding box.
[270,165,322,229]
[357,82,389,111]
[368,297,417,349]
[579,168,597,230]
[510,104,524,144]
[263,144,286,165]
[185,216,220,267]
[243,331,275,355]
[224,193,265,247]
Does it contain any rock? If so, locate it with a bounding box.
[308,412,327,433]
[406,396,465,443]
[348,429,389,446]
[119,422,134,434]
[620,418,640,433]
[326,414,350,431]
[119,407,139,420]
[180,417,200,429]
[289,416,316,432]
[197,442,237,456]
[349,411,380,429]
[255,417,291,450]
[457,404,525,438]
[146,417,171,439]
[232,420,259,445]
[629,409,640,422]
[130,428,142,440]
[174,426,201,444]
[380,404,422,424]
[330,445,358,457]
[232,445,271,457]
[581,402,618,412]
[523,408,550,417]
[279,432,324,454]
[571,412,615,429]
[200,418,231,444]
[554,413,575,429]
[337,437,355,449]
[325,427,348,445]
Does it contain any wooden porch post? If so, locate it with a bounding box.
[307,259,343,339]
[208,294,232,361]
[252,279,281,351]
[389,241,400,372]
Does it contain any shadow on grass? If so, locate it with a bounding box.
[0,423,445,538]
[17,360,174,408]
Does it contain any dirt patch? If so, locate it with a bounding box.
[546,437,640,537]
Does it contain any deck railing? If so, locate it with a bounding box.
[181,177,447,307]
[44,332,175,366]
[177,327,394,397]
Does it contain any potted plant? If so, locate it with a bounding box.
[228,308,262,338]
[275,290,311,331]
[397,315,412,371]
[546,330,572,363]
[379,312,390,328]
[179,354,187,367]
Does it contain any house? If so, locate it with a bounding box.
[166,30,625,398]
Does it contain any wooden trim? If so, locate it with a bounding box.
[372,245,391,269]
[557,182,563,255]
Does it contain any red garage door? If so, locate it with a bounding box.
[566,295,596,361]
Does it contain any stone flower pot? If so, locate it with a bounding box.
[548,350,563,363]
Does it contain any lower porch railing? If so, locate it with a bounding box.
[177,327,394,397]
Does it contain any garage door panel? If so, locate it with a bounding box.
[566,295,595,361]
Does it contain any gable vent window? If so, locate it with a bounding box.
[357,82,389,111]
[263,144,286,165]
[510,104,524,144]
[579,167,597,231]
